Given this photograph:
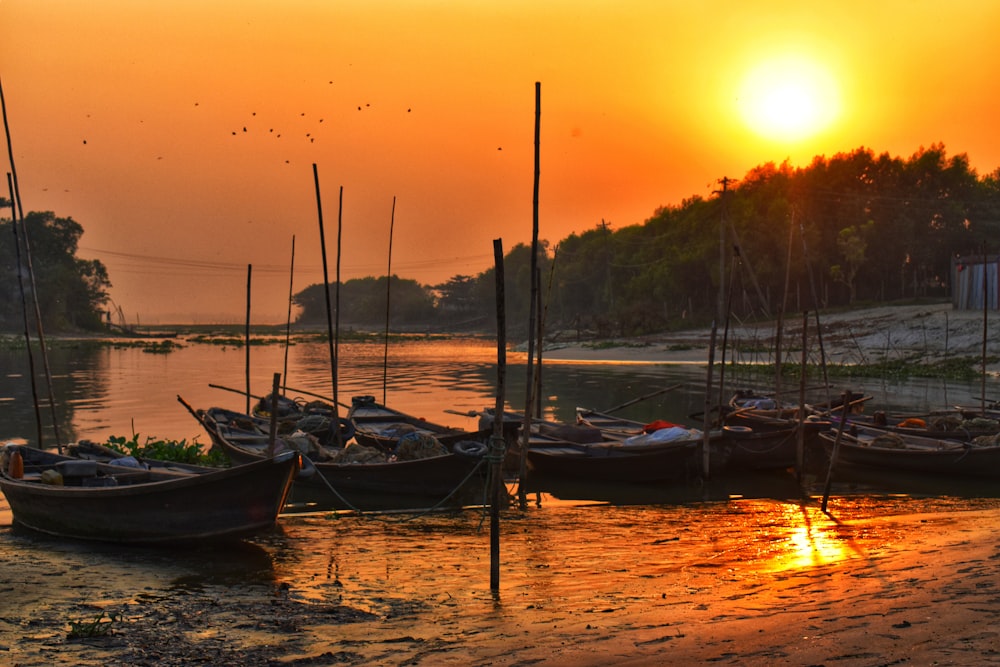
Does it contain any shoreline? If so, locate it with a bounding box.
[539,301,1000,371]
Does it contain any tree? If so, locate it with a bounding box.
[0,211,111,331]
[830,220,873,304]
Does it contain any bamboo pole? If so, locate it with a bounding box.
[383,196,396,405]
[796,311,808,478]
[266,372,280,458]
[491,238,507,592]
[717,246,740,407]
[2,80,63,451]
[312,164,343,446]
[282,236,296,396]
[821,390,851,513]
[602,384,683,415]
[333,185,344,446]
[517,81,542,511]
[799,220,830,404]
[774,214,795,402]
[982,242,989,414]
[701,322,718,478]
[209,381,351,411]
[245,264,252,415]
[7,173,43,447]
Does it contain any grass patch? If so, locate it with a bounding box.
[67,611,123,639]
[583,340,650,350]
[727,355,992,382]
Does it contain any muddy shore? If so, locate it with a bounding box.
[3,495,1000,667]
[3,301,1000,666]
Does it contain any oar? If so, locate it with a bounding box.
[177,394,214,434]
[810,394,873,420]
[444,409,480,418]
[601,383,683,415]
[207,382,351,411]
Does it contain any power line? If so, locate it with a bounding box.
[78,246,495,280]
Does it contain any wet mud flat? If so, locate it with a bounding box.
[2,491,1000,666]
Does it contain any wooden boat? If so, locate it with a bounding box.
[0,444,299,544]
[574,407,647,440]
[525,433,701,483]
[716,391,843,471]
[576,406,807,473]
[198,406,491,512]
[347,395,491,453]
[519,413,707,483]
[838,410,1000,442]
[250,392,355,447]
[819,425,1000,478]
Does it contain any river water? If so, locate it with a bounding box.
[2,336,1000,665]
[3,335,996,448]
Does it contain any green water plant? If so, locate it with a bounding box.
[101,433,228,467]
[67,611,123,639]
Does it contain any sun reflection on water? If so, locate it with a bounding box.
[750,501,867,572]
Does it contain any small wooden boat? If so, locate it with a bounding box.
[198,405,491,512]
[521,413,708,483]
[717,391,842,471]
[576,406,805,473]
[0,444,299,544]
[838,410,1000,442]
[574,407,647,440]
[820,425,1000,478]
[348,395,491,453]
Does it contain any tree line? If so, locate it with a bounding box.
[2,143,998,334]
[296,144,1000,338]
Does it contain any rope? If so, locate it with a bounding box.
[298,448,493,524]
[476,434,513,530]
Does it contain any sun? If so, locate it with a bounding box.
[737,56,841,142]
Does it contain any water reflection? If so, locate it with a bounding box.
[4,337,998,448]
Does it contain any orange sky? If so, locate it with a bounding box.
[2,1,999,323]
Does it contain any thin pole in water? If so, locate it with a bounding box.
[821,391,851,513]
[333,185,344,446]
[267,372,280,458]
[982,241,989,414]
[282,236,296,396]
[3,79,63,452]
[383,196,396,405]
[491,238,507,592]
[796,311,808,479]
[245,264,252,415]
[701,322,718,479]
[313,164,343,445]
[517,81,542,510]
[7,173,43,447]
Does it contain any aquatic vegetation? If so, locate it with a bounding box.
[67,611,123,639]
[729,354,993,383]
[583,340,650,350]
[101,433,228,467]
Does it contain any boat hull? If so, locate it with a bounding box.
[821,430,1000,478]
[201,406,489,512]
[0,448,298,544]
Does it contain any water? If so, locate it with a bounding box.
[4,335,994,447]
[3,336,1000,665]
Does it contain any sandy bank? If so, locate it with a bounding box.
[540,302,1000,371]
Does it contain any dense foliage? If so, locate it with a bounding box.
[0,208,111,331]
[295,144,1000,338]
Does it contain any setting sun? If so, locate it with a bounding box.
[737,56,841,142]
